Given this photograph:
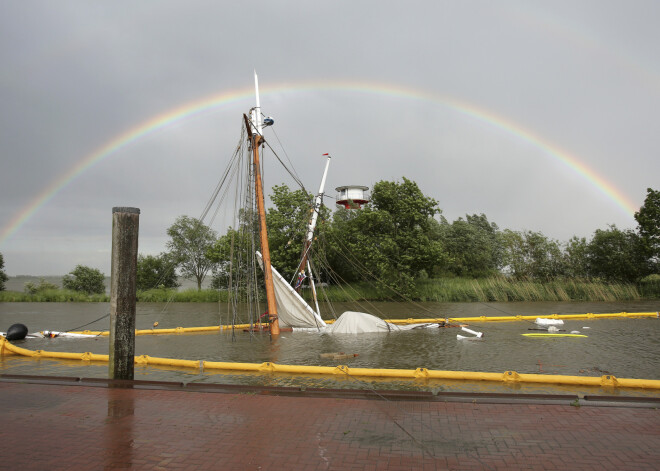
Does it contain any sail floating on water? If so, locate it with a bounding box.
[256,252,326,330]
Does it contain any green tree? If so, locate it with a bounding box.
[207,230,234,290]
[440,214,501,277]
[266,184,323,278]
[323,208,364,283]
[586,225,647,282]
[500,230,526,278]
[327,205,399,284]
[207,227,255,291]
[0,252,8,291]
[137,253,180,291]
[501,230,565,280]
[634,187,660,269]
[563,236,589,279]
[62,265,106,294]
[327,177,444,296]
[166,216,218,291]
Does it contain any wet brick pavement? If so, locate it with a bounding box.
[0,376,658,470]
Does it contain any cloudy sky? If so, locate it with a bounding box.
[1,1,658,276]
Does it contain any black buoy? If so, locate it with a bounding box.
[6,323,28,341]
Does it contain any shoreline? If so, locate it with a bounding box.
[3,274,659,303]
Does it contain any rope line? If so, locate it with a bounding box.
[64,313,110,333]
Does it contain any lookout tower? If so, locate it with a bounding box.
[335,185,369,209]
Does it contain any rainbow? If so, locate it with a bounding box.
[0,79,639,246]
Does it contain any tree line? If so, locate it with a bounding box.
[1,181,657,299]
[282,180,658,297]
[162,179,659,298]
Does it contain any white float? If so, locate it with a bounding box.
[535,318,564,326]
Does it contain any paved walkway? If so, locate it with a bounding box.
[0,376,658,470]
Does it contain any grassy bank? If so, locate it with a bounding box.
[1,276,658,303]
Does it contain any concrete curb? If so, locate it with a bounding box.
[2,373,659,408]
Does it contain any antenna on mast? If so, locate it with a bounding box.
[252,70,263,135]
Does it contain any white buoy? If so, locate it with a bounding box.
[457,326,483,340]
[535,318,564,326]
[457,334,483,341]
[39,331,98,339]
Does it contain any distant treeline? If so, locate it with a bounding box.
[207,181,660,301]
[1,181,658,303]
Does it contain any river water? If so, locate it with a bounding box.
[1,300,659,397]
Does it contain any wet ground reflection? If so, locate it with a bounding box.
[104,387,134,470]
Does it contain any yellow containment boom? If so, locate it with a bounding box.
[386,311,659,325]
[2,335,659,390]
[522,333,588,338]
[61,312,658,337]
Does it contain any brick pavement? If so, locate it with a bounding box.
[0,377,658,470]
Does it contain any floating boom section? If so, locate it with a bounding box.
[256,252,326,329]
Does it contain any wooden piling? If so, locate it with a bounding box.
[109,207,140,380]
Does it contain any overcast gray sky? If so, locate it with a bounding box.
[1,0,658,276]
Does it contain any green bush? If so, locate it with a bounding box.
[639,274,660,298]
[63,265,106,295]
[24,278,59,294]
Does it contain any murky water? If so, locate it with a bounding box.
[1,300,659,396]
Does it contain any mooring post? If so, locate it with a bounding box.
[109,207,140,380]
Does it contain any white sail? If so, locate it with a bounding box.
[323,311,398,334]
[323,311,440,334]
[256,252,326,330]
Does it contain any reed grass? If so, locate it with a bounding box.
[0,289,109,302]
[136,288,228,303]
[0,276,654,303]
[413,277,642,303]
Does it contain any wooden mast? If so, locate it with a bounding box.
[244,96,279,335]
